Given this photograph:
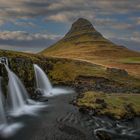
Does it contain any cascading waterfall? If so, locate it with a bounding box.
[0,77,7,129]
[5,65,28,114]
[0,77,23,138]
[5,65,44,116]
[34,64,52,96]
[34,64,74,97]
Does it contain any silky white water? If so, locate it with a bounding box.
[0,77,7,128]
[5,65,44,117]
[0,77,23,138]
[34,64,52,96]
[34,64,74,97]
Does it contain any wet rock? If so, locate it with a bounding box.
[58,123,86,138]
[31,88,44,100]
[79,107,89,114]
[96,130,111,140]
[34,88,44,96]
[38,97,48,102]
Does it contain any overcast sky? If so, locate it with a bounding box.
[0,0,140,53]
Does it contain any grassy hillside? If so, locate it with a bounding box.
[0,49,139,95]
[40,18,140,77]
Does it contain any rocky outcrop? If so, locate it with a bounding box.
[74,75,139,93]
[106,67,128,76]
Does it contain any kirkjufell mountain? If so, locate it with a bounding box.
[40,18,140,76]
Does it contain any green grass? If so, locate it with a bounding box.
[77,92,140,119]
[0,49,39,61]
[0,49,139,92]
[49,60,106,83]
[120,57,140,64]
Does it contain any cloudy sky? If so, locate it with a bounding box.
[0,0,140,53]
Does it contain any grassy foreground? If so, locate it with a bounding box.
[77,92,140,119]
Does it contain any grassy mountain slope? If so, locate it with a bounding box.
[40,18,140,77]
[0,49,139,94]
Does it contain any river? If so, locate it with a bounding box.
[3,92,140,140]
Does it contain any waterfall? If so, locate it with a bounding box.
[34,64,52,96]
[34,64,74,97]
[0,76,23,138]
[0,77,7,128]
[5,65,28,113]
[5,65,44,116]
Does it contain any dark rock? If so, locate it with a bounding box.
[95,98,105,104]
[96,130,111,140]
[106,67,128,76]
[74,75,140,93]
[58,123,86,138]
[95,98,107,108]
[31,88,44,100]
[38,97,48,102]
[79,107,89,114]
[34,88,44,96]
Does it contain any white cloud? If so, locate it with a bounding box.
[130,32,140,43]
[0,0,139,52]
[0,31,61,41]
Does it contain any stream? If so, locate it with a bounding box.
[1,92,140,140]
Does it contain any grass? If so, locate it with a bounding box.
[49,59,106,83]
[77,91,140,119]
[48,58,140,88]
[120,57,140,64]
[0,49,39,61]
[41,37,140,77]
[0,49,139,91]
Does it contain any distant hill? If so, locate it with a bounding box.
[0,49,37,60]
[40,18,140,77]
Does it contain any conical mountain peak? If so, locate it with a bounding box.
[65,18,102,38]
[71,18,94,30]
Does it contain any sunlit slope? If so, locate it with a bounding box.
[40,18,140,77]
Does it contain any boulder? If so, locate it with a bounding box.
[96,130,111,140]
[34,88,44,96]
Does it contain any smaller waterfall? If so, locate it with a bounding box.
[0,77,7,129]
[34,64,74,97]
[34,64,52,96]
[0,77,23,138]
[5,65,44,117]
